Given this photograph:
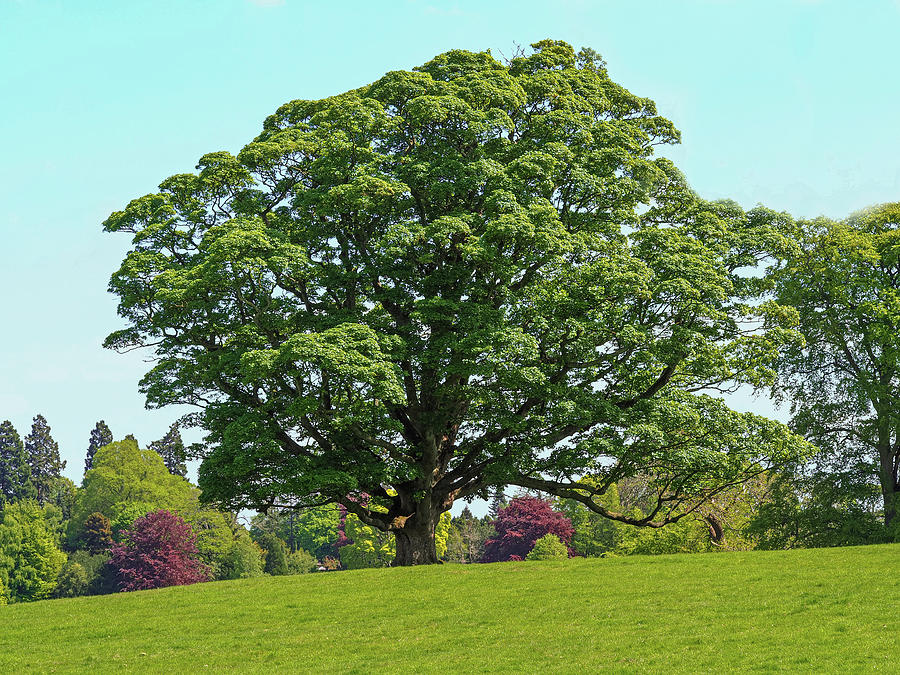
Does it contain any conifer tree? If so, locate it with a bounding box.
[24,415,65,505]
[150,424,187,478]
[0,421,35,503]
[84,420,113,476]
[488,493,508,521]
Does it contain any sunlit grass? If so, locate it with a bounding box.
[1,544,898,672]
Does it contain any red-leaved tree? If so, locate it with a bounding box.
[481,497,574,563]
[109,510,209,591]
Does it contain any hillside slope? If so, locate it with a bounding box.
[2,545,898,672]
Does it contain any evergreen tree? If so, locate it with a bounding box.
[84,420,113,476]
[488,492,508,521]
[23,415,65,505]
[150,423,187,478]
[0,421,35,503]
[81,512,114,554]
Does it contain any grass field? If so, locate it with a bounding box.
[2,544,898,673]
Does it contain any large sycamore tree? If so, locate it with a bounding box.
[105,41,807,564]
[774,203,900,536]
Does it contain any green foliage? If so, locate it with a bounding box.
[616,518,710,556]
[47,476,77,524]
[149,423,187,478]
[109,502,155,541]
[0,421,35,503]
[251,505,341,558]
[54,562,89,598]
[68,438,194,547]
[526,533,568,560]
[178,505,236,579]
[0,575,6,605]
[747,467,886,549]
[286,549,317,575]
[556,483,625,557]
[219,536,264,580]
[434,511,451,559]
[257,532,290,575]
[339,514,395,570]
[85,420,113,476]
[23,415,65,505]
[0,500,67,602]
[772,204,900,539]
[444,507,493,563]
[81,512,114,554]
[558,478,720,556]
[106,39,809,563]
[63,550,114,596]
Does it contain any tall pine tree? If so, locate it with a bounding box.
[24,415,65,505]
[0,420,35,503]
[84,420,113,476]
[150,423,187,478]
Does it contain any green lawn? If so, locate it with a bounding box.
[2,544,898,673]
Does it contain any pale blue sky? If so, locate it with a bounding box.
[2,0,899,486]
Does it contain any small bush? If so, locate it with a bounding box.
[287,549,317,575]
[55,562,89,598]
[526,534,569,561]
[320,556,340,571]
[219,538,264,580]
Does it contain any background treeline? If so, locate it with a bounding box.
[0,413,764,605]
[0,407,891,606]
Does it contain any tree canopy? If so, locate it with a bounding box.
[0,421,34,504]
[772,203,900,538]
[104,39,809,564]
[23,415,64,505]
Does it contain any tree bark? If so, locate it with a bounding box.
[393,521,439,566]
[878,445,897,532]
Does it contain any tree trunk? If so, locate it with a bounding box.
[878,446,897,532]
[393,522,439,566]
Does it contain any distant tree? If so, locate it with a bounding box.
[0,575,6,605]
[746,466,885,549]
[84,420,113,476]
[24,415,65,505]
[0,421,35,503]
[47,476,77,523]
[0,500,67,602]
[251,505,341,559]
[286,549,317,575]
[339,514,396,570]
[54,562,89,598]
[149,423,187,478]
[773,203,900,538]
[219,536,264,580]
[256,532,289,575]
[482,497,574,563]
[525,533,569,561]
[81,512,114,554]
[59,550,113,596]
[109,510,209,591]
[176,504,236,579]
[488,494,508,521]
[444,507,492,563]
[556,483,624,557]
[68,438,193,546]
